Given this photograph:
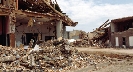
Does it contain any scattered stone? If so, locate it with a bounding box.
[0,39,92,71]
[0,39,120,71]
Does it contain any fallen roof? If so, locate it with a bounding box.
[18,0,78,26]
[111,16,133,23]
[41,0,78,26]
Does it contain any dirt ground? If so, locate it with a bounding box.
[75,47,133,72]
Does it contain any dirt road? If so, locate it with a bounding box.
[75,47,133,72]
[77,47,133,55]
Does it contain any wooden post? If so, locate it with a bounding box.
[56,20,62,39]
[10,33,15,48]
[16,0,18,10]
[9,11,16,48]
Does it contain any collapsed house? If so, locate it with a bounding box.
[110,16,133,48]
[88,19,110,47]
[64,30,89,47]
[89,16,133,48]
[0,0,78,48]
[65,30,87,39]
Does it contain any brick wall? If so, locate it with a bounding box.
[110,28,133,48]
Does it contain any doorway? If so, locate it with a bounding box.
[45,36,55,41]
[0,16,7,46]
[25,33,38,45]
[122,37,126,45]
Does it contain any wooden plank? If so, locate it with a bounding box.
[14,10,60,20]
[0,12,8,15]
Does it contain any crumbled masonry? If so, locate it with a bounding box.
[0,39,115,72]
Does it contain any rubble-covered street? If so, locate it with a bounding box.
[0,40,133,72]
[0,40,88,72]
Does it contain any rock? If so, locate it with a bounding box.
[0,56,16,62]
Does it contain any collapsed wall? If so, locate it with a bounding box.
[70,20,110,48]
[89,19,110,48]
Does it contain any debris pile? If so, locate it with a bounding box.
[73,38,89,47]
[0,40,91,72]
[0,38,121,72]
[90,19,110,48]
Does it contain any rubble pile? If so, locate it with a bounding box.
[0,40,91,72]
[73,38,89,47]
[90,19,110,48]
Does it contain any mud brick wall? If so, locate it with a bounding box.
[110,28,133,48]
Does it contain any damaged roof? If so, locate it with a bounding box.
[18,0,78,26]
[111,16,133,23]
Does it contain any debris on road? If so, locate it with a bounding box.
[0,39,132,72]
[0,40,91,71]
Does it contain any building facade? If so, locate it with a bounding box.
[110,16,133,48]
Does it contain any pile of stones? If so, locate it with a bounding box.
[72,39,90,47]
[0,40,88,72]
[0,39,111,72]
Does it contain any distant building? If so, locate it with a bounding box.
[65,30,86,39]
[87,32,95,40]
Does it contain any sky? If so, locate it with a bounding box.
[57,0,133,32]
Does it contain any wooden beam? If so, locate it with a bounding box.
[14,10,61,20]
[0,12,9,16]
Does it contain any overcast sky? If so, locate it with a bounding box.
[57,0,133,32]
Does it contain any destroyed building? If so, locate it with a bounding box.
[86,16,133,48]
[110,16,133,48]
[87,19,110,47]
[88,17,133,48]
[0,0,78,48]
[65,30,87,39]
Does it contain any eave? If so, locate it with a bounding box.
[14,9,78,26]
[111,16,133,23]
